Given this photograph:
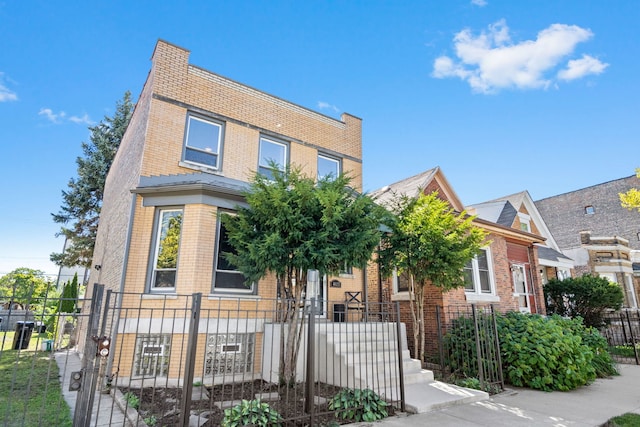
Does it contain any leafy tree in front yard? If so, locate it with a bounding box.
[544,274,624,328]
[51,91,134,268]
[378,191,488,364]
[222,165,386,385]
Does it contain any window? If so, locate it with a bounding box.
[318,154,340,181]
[150,209,183,290]
[339,262,353,276]
[394,269,410,293]
[133,334,171,377]
[213,213,251,293]
[464,249,493,294]
[585,205,595,215]
[258,137,287,178]
[517,213,531,232]
[183,115,223,169]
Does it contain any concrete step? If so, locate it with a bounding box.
[402,380,489,413]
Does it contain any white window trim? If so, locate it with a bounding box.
[518,212,531,232]
[183,114,223,170]
[464,248,498,302]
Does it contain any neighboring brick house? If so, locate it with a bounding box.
[369,168,546,357]
[468,191,575,284]
[83,40,367,380]
[535,175,640,308]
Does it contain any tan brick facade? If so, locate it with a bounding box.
[83,40,367,377]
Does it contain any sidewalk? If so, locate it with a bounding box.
[354,364,640,426]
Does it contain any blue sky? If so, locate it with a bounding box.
[1,1,638,278]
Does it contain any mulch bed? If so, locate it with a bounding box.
[120,380,393,426]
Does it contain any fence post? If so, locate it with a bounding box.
[73,283,104,427]
[304,298,316,420]
[625,310,640,365]
[394,302,406,413]
[179,293,202,427]
[471,304,485,388]
[490,305,504,389]
[435,305,445,379]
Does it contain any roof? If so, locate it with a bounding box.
[468,200,517,227]
[370,167,465,212]
[135,172,249,196]
[536,245,573,263]
[535,175,640,251]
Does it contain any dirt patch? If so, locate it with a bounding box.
[122,380,395,426]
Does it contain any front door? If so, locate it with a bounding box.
[512,264,530,313]
[306,269,326,317]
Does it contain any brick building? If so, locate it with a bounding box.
[535,175,640,308]
[83,40,368,380]
[369,168,545,358]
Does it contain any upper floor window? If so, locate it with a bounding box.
[213,213,252,293]
[518,213,531,232]
[183,115,223,169]
[150,208,183,291]
[258,137,287,179]
[339,262,353,276]
[318,154,340,181]
[464,248,494,294]
[584,205,595,215]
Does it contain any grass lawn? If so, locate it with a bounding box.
[0,332,72,427]
[603,413,640,426]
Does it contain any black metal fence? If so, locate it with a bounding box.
[427,304,504,394]
[94,290,406,426]
[600,309,640,365]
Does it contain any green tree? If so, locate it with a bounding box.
[59,272,79,314]
[0,268,53,310]
[619,168,640,212]
[51,91,134,268]
[378,192,488,364]
[544,274,624,328]
[223,165,386,385]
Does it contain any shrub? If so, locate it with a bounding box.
[497,312,596,391]
[123,391,140,409]
[552,315,618,377]
[328,388,388,422]
[442,314,500,381]
[222,399,282,427]
[544,275,624,328]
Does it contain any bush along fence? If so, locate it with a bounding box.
[80,288,405,426]
[425,304,504,395]
[600,309,640,365]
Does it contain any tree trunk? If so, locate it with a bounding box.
[280,269,307,386]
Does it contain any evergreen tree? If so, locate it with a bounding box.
[51,92,134,268]
[223,165,386,384]
[59,272,79,314]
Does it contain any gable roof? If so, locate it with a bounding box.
[370,167,465,212]
[469,190,562,251]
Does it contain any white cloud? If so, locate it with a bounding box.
[69,113,94,125]
[39,108,66,124]
[318,101,340,113]
[471,0,488,7]
[558,54,608,80]
[432,20,606,93]
[0,72,18,102]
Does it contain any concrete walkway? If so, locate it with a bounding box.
[55,349,132,426]
[355,364,640,426]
